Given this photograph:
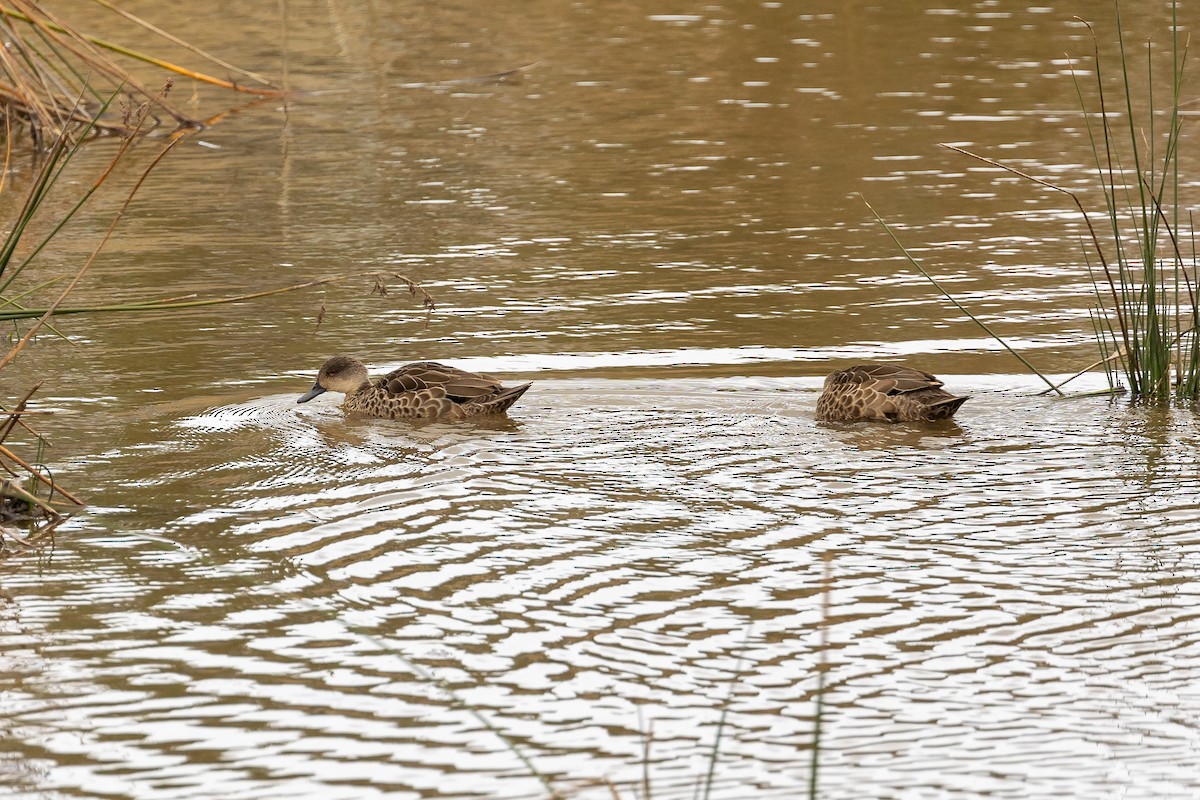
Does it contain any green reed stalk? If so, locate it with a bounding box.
[1065,2,1197,401]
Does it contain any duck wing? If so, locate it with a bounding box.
[380,361,503,401]
[830,363,943,395]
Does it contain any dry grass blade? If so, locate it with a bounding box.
[88,0,280,90]
[5,0,197,127]
[640,711,652,800]
[0,442,83,506]
[0,513,63,553]
[1,478,57,517]
[0,383,81,539]
[314,298,327,331]
[0,382,44,443]
[372,272,436,328]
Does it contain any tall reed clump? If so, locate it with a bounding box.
[0,0,282,146]
[0,93,434,548]
[0,4,286,549]
[944,3,1198,401]
[1074,3,1198,401]
[0,99,134,547]
[0,7,429,550]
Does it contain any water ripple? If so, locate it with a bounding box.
[5,377,1200,798]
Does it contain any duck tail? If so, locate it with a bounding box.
[474,382,533,416]
[926,394,968,420]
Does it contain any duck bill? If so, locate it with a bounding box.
[297,382,327,403]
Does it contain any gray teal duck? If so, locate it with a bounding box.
[815,363,967,422]
[298,356,532,420]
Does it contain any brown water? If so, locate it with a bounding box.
[4,2,1200,798]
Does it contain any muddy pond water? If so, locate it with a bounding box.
[3,2,1200,798]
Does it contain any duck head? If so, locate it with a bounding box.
[297,356,371,403]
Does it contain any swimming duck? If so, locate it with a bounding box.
[297,356,532,420]
[815,363,967,422]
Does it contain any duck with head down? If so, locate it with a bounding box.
[298,355,532,420]
[815,363,967,422]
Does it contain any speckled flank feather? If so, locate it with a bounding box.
[298,356,532,420]
[345,369,532,420]
[815,363,968,422]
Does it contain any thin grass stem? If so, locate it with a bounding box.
[88,0,280,88]
[810,553,833,800]
[862,195,1063,394]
